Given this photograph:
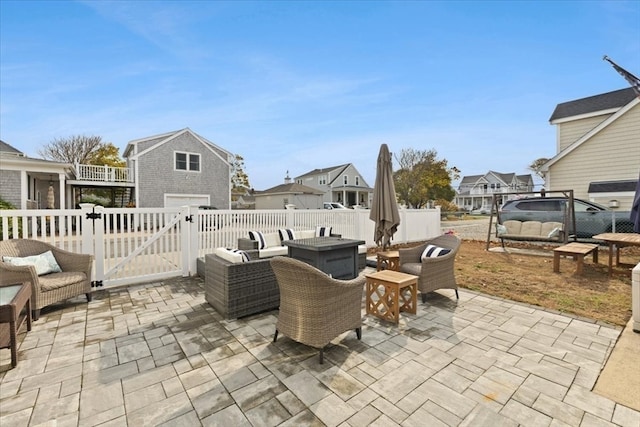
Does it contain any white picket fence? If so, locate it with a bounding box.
[0,205,441,287]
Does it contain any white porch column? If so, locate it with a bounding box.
[20,170,28,209]
[58,173,66,209]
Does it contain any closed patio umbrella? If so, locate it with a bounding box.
[631,172,640,233]
[370,144,400,250]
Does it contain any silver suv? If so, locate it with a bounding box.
[499,197,634,238]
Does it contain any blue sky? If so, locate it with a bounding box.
[1,1,639,190]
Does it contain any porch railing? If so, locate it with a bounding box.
[74,163,134,183]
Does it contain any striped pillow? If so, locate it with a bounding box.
[248,231,267,249]
[421,244,451,260]
[315,226,332,237]
[278,228,296,244]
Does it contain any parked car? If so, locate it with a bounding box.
[323,202,349,210]
[499,197,634,238]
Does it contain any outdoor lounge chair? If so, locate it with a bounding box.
[269,256,366,363]
[0,239,93,320]
[398,234,461,303]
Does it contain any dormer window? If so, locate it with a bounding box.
[175,151,200,172]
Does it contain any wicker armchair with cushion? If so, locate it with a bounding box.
[269,256,366,364]
[0,239,93,320]
[398,234,461,303]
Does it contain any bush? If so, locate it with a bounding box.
[0,196,21,239]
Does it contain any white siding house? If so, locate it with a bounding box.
[294,164,373,208]
[542,88,640,210]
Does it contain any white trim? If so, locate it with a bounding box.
[550,107,620,125]
[174,150,201,173]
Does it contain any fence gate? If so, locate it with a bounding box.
[81,205,198,287]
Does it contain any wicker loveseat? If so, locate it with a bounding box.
[204,250,279,319]
[0,239,93,320]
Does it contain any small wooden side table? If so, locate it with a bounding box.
[553,243,599,275]
[365,270,417,323]
[376,250,400,271]
[0,283,32,368]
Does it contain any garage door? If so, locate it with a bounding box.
[164,194,210,208]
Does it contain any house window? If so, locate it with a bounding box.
[318,175,327,185]
[355,176,360,186]
[343,175,348,185]
[175,152,200,172]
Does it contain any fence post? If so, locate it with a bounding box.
[184,205,198,276]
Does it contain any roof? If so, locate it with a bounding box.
[459,171,532,186]
[123,128,232,161]
[255,182,324,196]
[588,180,639,193]
[549,87,636,122]
[295,164,349,179]
[0,140,24,155]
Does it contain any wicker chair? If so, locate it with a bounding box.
[0,239,93,320]
[398,234,461,303]
[269,256,366,364]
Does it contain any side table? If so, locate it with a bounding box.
[365,270,417,323]
[0,283,32,368]
[553,243,598,276]
[376,250,400,271]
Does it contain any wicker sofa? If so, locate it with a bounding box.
[204,249,279,319]
[237,228,368,270]
[0,239,93,320]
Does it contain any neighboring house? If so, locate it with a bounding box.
[294,164,373,208]
[455,171,534,211]
[0,140,72,209]
[254,173,324,209]
[123,128,232,208]
[541,87,640,210]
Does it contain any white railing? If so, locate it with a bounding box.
[74,163,134,183]
[0,206,441,287]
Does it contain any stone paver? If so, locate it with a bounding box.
[0,274,638,426]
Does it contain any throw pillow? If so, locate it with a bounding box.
[496,223,508,236]
[3,250,62,276]
[315,226,332,237]
[248,231,267,249]
[229,248,251,262]
[421,244,451,260]
[278,228,296,244]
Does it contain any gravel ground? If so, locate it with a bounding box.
[441,217,497,241]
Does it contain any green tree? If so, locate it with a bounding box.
[394,148,459,209]
[528,157,549,179]
[39,135,105,164]
[88,143,126,167]
[230,154,251,200]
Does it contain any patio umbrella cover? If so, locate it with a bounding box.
[631,172,640,233]
[370,144,400,249]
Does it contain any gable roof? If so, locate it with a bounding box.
[0,140,24,156]
[295,164,350,179]
[256,182,324,196]
[124,128,232,164]
[542,95,639,171]
[549,87,636,122]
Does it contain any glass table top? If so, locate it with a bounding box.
[0,285,23,306]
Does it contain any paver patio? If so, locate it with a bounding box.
[1,273,639,426]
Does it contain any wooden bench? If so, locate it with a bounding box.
[553,243,599,275]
